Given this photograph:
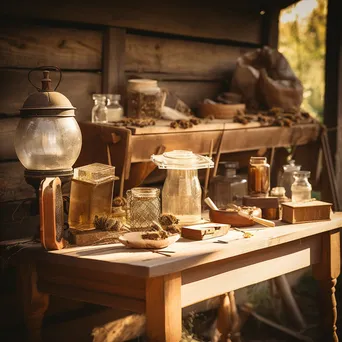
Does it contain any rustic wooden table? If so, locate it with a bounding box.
[18,214,342,342]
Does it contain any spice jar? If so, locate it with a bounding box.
[92,94,108,123]
[209,161,247,208]
[106,94,124,122]
[291,171,312,202]
[127,79,166,118]
[248,157,270,197]
[129,187,161,231]
[279,160,301,198]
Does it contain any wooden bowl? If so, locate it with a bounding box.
[198,103,245,119]
[209,207,262,227]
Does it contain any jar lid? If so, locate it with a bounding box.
[128,79,158,86]
[151,150,214,170]
[283,159,301,172]
[73,163,117,184]
[20,67,76,117]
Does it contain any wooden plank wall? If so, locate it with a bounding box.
[0,5,267,240]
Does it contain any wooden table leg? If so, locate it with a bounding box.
[17,261,49,342]
[313,229,341,342]
[146,272,182,342]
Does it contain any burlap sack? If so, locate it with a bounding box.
[231,46,303,110]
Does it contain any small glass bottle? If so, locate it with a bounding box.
[106,94,124,122]
[248,157,270,197]
[91,94,108,123]
[209,161,247,208]
[279,160,301,199]
[270,186,289,219]
[291,171,312,202]
[129,187,161,231]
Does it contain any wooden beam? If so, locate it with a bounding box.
[102,27,126,96]
[323,0,342,195]
[260,7,280,48]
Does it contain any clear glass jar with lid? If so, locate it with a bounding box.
[106,94,124,122]
[279,159,301,198]
[151,150,214,225]
[91,94,108,123]
[127,79,166,118]
[291,171,312,202]
[209,161,247,208]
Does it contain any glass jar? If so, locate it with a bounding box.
[279,160,301,198]
[270,186,290,219]
[68,163,116,231]
[15,117,82,171]
[163,169,202,224]
[248,157,270,197]
[127,79,166,118]
[151,150,214,225]
[209,161,247,208]
[91,94,108,123]
[129,187,161,231]
[106,94,124,122]
[291,171,312,202]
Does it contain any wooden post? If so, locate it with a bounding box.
[313,229,341,342]
[145,273,182,342]
[17,261,49,342]
[260,7,280,48]
[102,27,126,96]
[323,0,342,198]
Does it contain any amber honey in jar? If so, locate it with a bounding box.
[248,157,270,197]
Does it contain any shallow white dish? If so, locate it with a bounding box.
[119,232,180,249]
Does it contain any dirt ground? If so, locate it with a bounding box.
[178,270,341,342]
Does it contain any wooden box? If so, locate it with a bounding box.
[181,223,230,240]
[281,200,332,224]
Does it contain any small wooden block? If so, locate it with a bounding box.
[281,200,332,224]
[181,223,230,240]
[242,195,279,208]
[68,229,121,246]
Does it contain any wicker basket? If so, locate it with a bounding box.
[198,103,245,119]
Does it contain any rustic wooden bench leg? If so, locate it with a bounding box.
[17,261,49,342]
[146,272,182,342]
[313,229,341,342]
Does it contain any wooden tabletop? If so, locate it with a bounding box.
[39,213,342,278]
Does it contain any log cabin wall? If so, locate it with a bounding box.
[0,1,283,241]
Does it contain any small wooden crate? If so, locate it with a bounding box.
[281,200,332,224]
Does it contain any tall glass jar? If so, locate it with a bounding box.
[248,157,270,197]
[91,94,108,123]
[162,169,202,224]
[291,171,312,202]
[151,150,214,225]
[106,94,124,122]
[127,79,166,118]
[279,160,301,198]
[129,187,161,231]
[209,161,247,208]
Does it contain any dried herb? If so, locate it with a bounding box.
[94,215,126,232]
[159,213,179,226]
[113,196,127,207]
